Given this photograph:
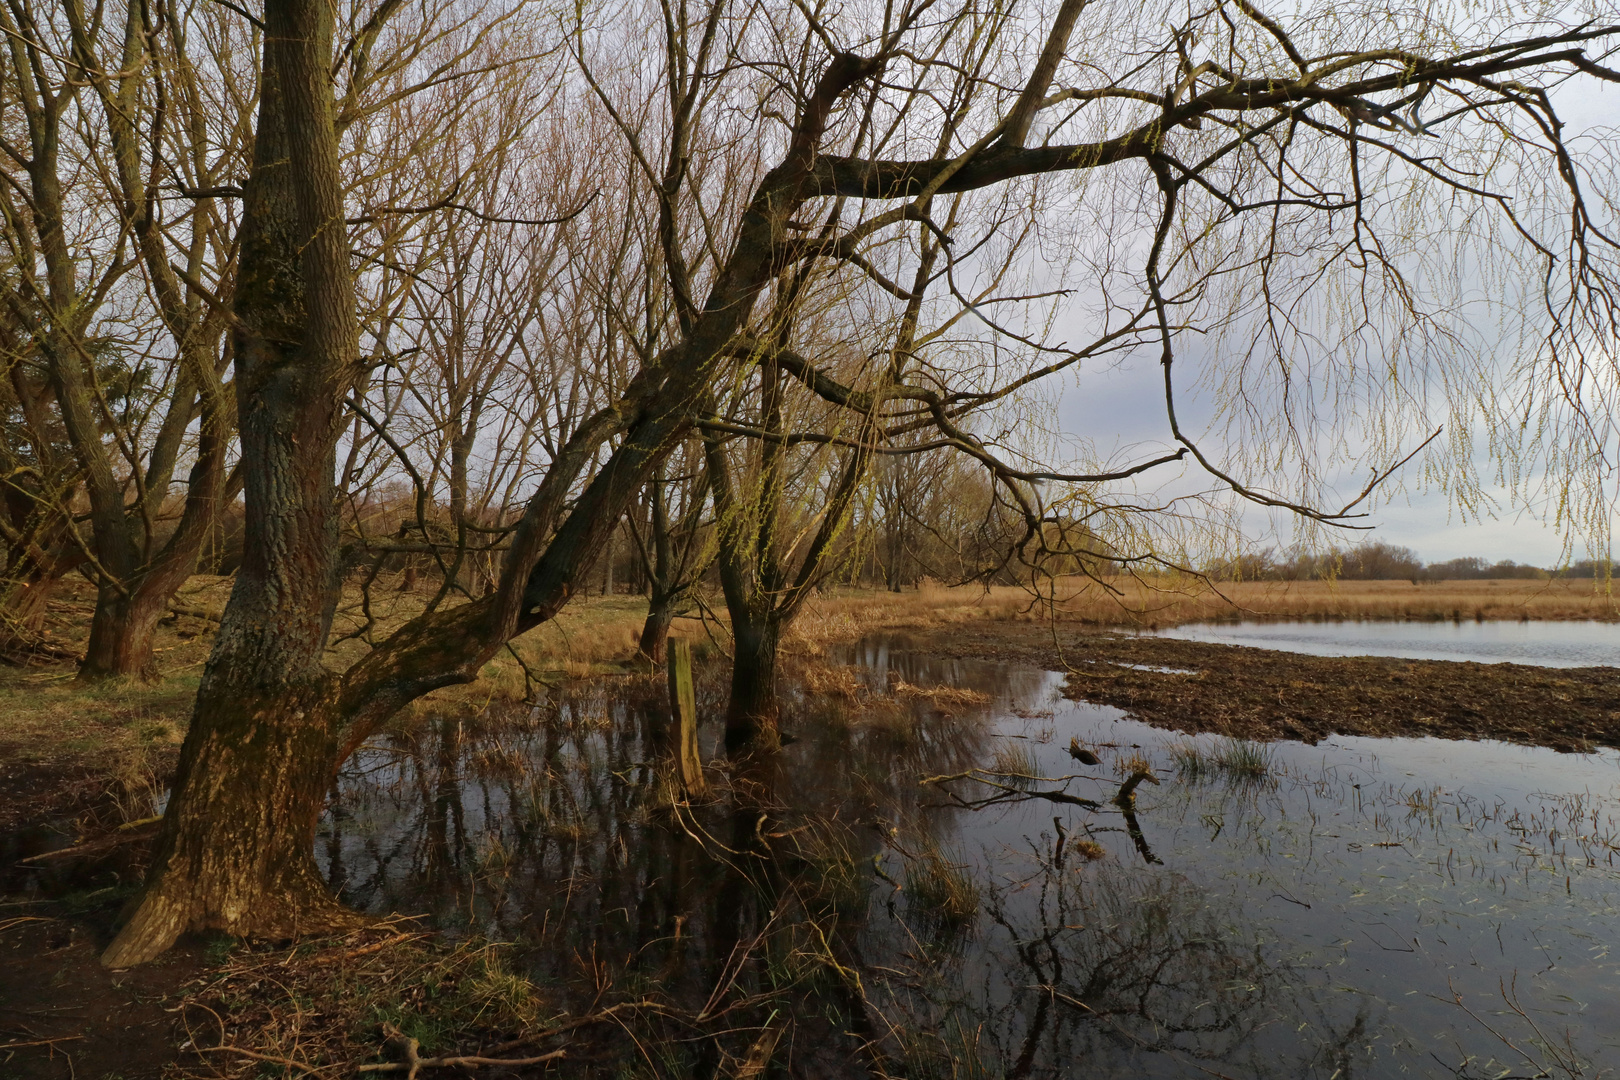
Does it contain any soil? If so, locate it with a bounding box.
[910,621,1620,752]
[0,901,202,1080]
[0,764,195,1079]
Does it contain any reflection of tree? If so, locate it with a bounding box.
[316,661,1388,1077]
[861,857,1372,1078]
[313,668,1009,1073]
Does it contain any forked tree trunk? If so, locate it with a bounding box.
[725,617,780,754]
[638,593,674,663]
[80,586,171,679]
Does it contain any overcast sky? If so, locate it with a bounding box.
[1046,76,1618,568]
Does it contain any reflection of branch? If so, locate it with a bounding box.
[1116,799,1162,866]
[1113,768,1163,864]
[922,769,1101,810]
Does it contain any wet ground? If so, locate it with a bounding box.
[925,623,1620,750]
[4,627,1620,1077]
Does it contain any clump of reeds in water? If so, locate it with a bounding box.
[989,742,1039,790]
[904,840,979,939]
[1169,738,1275,781]
[890,677,991,706]
[1214,738,1275,778]
[1168,741,1212,781]
[794,823,867,919]
[801,662,864,699]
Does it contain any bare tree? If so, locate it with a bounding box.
[0,0,250,676]
[102,0,1619,965]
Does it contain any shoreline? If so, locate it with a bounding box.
[893,621,1620,753]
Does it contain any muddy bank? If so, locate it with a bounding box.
[903,621,1620,751]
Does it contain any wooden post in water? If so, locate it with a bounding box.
[667,635,706,796]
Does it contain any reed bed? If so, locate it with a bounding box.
[790,575,1618,641]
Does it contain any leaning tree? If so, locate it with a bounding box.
[102,0,1618,965]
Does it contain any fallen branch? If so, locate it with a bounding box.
[359,1032,565,1079]
[17,817,162,864]
[167,601,222,624]
[193,1045,337,1077]
[301,931,427,965]
[1114,768,1161,805]
[0,1036,85,1050]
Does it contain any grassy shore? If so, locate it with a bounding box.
[1,572,1613,784]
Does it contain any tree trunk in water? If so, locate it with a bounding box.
[725,618,780,755]
[637,463,675,664]
[638,594,673,663]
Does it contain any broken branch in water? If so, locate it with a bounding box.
[1114,768,1161,805]
[920,769,1102,810]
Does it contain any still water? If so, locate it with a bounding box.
[1149,618,1620,667]
[314,639,1620,1077]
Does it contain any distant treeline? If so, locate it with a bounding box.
[1206,542,1612,582]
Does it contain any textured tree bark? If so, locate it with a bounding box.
[101,0,358,967]
[638,598,674,663]
[100,686,355,966]
[80,589,170,679]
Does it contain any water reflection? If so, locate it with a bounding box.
[1150,618,1620,667]
[313,640,1620,1077]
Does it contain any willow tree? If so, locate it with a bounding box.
[103,0,1618,965]
[0,0,250,677]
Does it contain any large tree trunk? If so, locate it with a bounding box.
[99,687,353,966]
[102,0,357,967]
[725,616,780,754]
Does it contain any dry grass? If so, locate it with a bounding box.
[1076,575,1618,625]
[791,576,1618,638]
[4,570,1612,776]
[173,927,560,1078]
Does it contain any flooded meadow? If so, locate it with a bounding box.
[310,636,1620,1078]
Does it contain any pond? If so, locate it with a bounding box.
[311,637,1620,1078]
[1149,618,1620,667]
